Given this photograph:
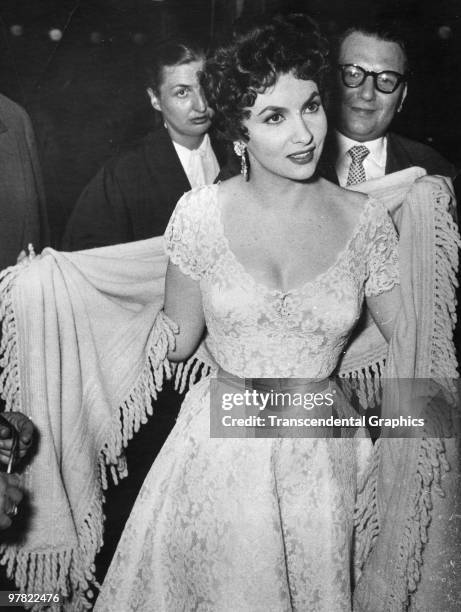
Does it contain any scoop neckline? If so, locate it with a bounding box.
[210,183,375,298]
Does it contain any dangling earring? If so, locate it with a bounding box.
[233,140,249,181]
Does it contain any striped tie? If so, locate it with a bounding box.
[346,145,370,186]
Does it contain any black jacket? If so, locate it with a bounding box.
[318,131,457,184]
[62,126,229,250]
[0,94,49,269]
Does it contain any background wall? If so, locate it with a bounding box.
[1,0,460,244]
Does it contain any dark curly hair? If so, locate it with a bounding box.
[203,14,330,142]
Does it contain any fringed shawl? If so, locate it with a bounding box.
[0,168,458,610]
[349,171,460,611]
[0,240,178,610]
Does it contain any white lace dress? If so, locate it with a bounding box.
[95,184,399,612]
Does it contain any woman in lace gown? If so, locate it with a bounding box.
[95,15,401,612]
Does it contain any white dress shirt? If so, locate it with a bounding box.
[173,134,220,188]
[335,131,387,187]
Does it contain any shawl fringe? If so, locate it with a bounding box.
[99,311,177,486]
[0,494,104,611]
[0,261,179,610]
[0,175,458,610]
[389,189,459,607]
[174,357,212,394]
[354,185,459,611]
[339,357,385,412]
[388,437,449,611]
[0,265,22,412]
[431,189,460,381]
[354,439,380,577]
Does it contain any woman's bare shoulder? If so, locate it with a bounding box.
[320,178,370,222]
[216,175,250,214]
[218,174,245,196]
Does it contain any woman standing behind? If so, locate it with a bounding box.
[95,14,400,611]
[63,39,227,250]
[62,40,231,585]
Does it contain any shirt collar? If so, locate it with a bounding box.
[335,130,387,168]
[172,133,211,159]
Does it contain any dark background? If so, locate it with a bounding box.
[0,0,460,245]
[0,0,460,604]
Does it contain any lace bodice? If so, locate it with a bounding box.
[165,184,398,378]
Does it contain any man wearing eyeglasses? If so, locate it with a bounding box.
[323,26,460,611]
[320,23,457,186]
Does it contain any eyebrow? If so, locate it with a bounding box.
[256,91,320,116]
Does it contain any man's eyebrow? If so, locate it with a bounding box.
[256,91,320,116]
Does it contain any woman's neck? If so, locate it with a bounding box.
[245,169,323,211]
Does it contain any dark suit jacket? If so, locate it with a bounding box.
[0,94,49,270]
[318,131,457,184]
[62,126,229,250]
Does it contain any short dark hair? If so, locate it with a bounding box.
[146,40,205,93]
[333,20,409,73]
[202,13,330,142]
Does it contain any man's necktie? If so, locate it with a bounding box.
[346,145,370,186]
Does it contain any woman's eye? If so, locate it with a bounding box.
[304,101,320,113]
[176,88,188,98]
[266,113,284,124]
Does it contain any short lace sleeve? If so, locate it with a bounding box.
[364,199,400,297]
[164,185,217,280]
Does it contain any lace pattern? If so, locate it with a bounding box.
[165,185,399,378]
[95,378,371,612]
[95,185,399,611]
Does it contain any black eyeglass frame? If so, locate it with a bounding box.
[338,64,408,94]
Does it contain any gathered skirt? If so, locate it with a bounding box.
[95,377,371,612]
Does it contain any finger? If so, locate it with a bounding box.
[0,426,12,439]
[0,513,12,530]
[16,250,27,265]
[5,474,19,487]
[17,445,31,459]
[0,440,14,450]
[19,420,34,447]
[416,176,455,198]
[6,486,23,505]
[417,175,452,188]
[416,177,443,187]
[4,414,34,445]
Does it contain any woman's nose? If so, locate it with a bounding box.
[193,88,207,113]
[292,116,314,144]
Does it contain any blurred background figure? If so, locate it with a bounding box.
[62,39,229,250]
[0,93,49,271]
[1,1,459,246]
[0,0,459,594]
[62,36,233,587]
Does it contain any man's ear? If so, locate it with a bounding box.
[397,83,408,113]
[147,87,162,112]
